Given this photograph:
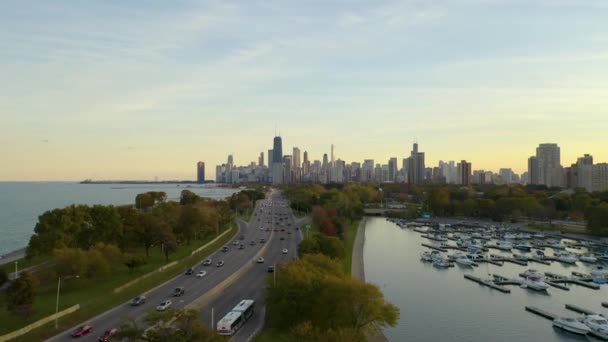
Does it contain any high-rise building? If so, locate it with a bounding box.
[528,156,538,185]
[407,142,425,184]
[196,161,205,183]
[362,159,374,182]
[388,157,398,182]
[331,144,336,166]
[499,168,514,184]
[457,160,472,185]
[303,151,310,176]
[293,147,301,181]
[227,155,234,167]
[532,143,562,187]
[322,154,329,172]
[268,149,273,166]
[258,152,264,168]
[283,155,293,183]
[272,136,283,185]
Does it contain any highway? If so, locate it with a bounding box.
[47,190,286,342]
[197,190,305,341]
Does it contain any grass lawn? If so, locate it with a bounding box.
[1,224,238,342]
[253,328,291,342]
[0,254,48,275]
[342,220,360,275]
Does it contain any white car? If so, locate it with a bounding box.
[282,248,288,254]
[196,271,207,278]
[256,257,265,263]
[232,240,240,246]
[156,300,172,311]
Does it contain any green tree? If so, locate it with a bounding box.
[179,190,199,205]
[0,269,8,287]
[426,188,451,216]
[6,271,39,318]
[587,203,608,235]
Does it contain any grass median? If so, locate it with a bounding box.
[2,224,238,342]
[342,219,361,276]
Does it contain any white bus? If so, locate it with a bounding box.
[216,299,256,336]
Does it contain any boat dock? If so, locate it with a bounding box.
[525,306,557,320]
[464,274,511,293]
[492,274,523,286]
[544,272,600,290]
[517,273,570,291]
[565,303,596,315]
[421,243,447,252]
[488,254,528,266]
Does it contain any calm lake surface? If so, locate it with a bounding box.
[363,217,608,342]
[0,182,242,256]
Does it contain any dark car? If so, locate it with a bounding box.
[222,246,229,252]
[172,287,185,297]
[238,244,245,250]
[259,238,266,243]
[296,227,300,230]
[280,228,285,232]
[98,328,118,342]
[239,235,245,240]
[216,261,225,267]
[280,237,285,240]
[267,266,275,273]
[203,259,212,266]
[129,295,146,306]
[249,240,255,246]
[71,325,93,338]
[185,268,194,275]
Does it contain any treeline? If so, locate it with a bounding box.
[266,254,398,341]
[26,190,236,278]
[227,187,266,214]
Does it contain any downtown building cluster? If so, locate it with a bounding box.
[204,137,608,192]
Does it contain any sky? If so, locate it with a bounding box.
[1,0,607,181]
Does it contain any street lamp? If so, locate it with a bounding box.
[14,261,18,278]
[55,275,79,329]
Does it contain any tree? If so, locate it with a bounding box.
[124,255,147,273]
[426,188,451,216]
[6,271,39,319]
[0,269,8,287]
[176,206,201,244]
[179,190,199,206]
[587,203,608,235]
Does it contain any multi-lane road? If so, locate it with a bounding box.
[48,189,303,341]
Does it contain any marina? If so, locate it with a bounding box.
[365,217,608,341]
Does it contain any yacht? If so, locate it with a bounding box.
[583,314,608,336]
[590,266,608,277]
[518,233,531,239]
[466,253,484,261]
[433,257,451,268]
[598,251,608,262]
[471,232,482,239]
[455,256,475,267]
[504,233,517,240]
[522,269,544,278]
[555,252,577,264]
[523,275,549,291]
[550,242,566,250]
[449,252,466,260]
[533,233,545,239]
[553,317,592,335]
[579,254,597,263]
[420,252,434,262]
[495,240,513,251]
[513,242,532,252]
[467,240,484,253]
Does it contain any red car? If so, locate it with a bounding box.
[98,328,118,342]
[71,325,93,338]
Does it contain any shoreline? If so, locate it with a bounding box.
[0,247,26,266]
[351,217,389,342]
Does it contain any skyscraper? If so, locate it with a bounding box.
[293,147,301,181]
[322,153,329,172]
[528,156,538,185]
[283,155,292,184]
[331,144,336,166]
[258,152,264,168]
[268,149,273,165]
[302,151,310,176]
[407,142,425,184]
[388,157,397,182]
[272,136,283,185]
[457,160,472,185]
[535,143,562,187]
[196,161,205,184]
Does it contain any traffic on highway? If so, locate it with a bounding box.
[47,189,305,342]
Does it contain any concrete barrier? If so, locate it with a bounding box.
[114,228,233,294]
[0,304,80,342]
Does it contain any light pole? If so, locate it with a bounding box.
[55,275,79,329]
[14,261,18,278]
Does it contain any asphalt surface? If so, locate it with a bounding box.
[47,192,281,342]
[198,191,305,341]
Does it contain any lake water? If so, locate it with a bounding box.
[0,182,242,256]
[363,217,608,342]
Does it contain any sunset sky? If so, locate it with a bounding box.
[1,1,607,181]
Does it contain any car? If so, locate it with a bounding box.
[266,228,271,231]
[250,240,256,246]
[129,295,146,306]
[296,227,300,230]
[238,244,245,250]
[257,257,265,263]
[156,300,172,311]
[196,270,207,278]
[233,240,240,245]
[280,237,285,240]
[288,223,292,226]
[274,228,279,232]
[216,261,225,267]
[185,268,194,275]
[71,325,93,338]
[267,266,275,273]
[98,328,118,342]
[260,227,265,230]
[222,246,229,252]
[259,238,266,243]
[239,235,245,240]
[282,248,288,254]
[280,228,285,232]
[172,287,185,297]
[288,231,291,235]
[203,258,212,266]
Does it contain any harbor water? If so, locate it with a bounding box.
[0,182,242,256]
[363,217,608,341]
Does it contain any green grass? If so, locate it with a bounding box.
[0,254,48,274]
[253,328,291,342]
[342,220,360,275]
[2,225,238,342]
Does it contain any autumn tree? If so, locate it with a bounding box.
[6,271,39,319]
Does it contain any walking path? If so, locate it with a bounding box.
[351,217,389,342]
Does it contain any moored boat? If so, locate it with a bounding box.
[552,317,592,335]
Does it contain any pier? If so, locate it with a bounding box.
[464,274,511,293]
[565,303,596,315]
[421,243,447,252]
[544,272,600,290]
[525,306,557,320]
[517,273,570,291]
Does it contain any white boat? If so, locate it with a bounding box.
[598,251,608,262]
[583,314,608,336]
[519,233,531,239]
[433,257,451,268]
[471,232,482,239]
[420,252,434,262]
[455,256,475,267]
[523,275,549,291]
[553,317,592,335]
[579,254,597,263]
[513,242,532,252]
[504,233,517,240]
[467,240,484,253]
[522,269,544,278]
[495,240,513,251]
[590,266,608,277]
[555,252,577,264]
[551,243,566,250]
[533,233,545,239]
[449,252,466,260]
[466,253,484,261]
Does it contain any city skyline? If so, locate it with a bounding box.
[1,1,607,181]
